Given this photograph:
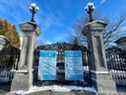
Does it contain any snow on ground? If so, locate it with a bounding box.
[25,85,97,94]
[7,85,96,94]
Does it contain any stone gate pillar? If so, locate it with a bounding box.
[83,20,117,94]
[11,22,38,91]
[84,20,107,71]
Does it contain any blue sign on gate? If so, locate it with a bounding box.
[65,50,83,80]
[38,50,57,80]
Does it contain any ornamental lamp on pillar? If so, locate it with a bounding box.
[29,3,39,22]
[84,2,95,22]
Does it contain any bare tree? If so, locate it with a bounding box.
[103,16,126,48]
[68,16,88,46]
[69,15,126,49]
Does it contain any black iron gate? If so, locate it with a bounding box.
[0,46,20,82]
[106,47,126,86]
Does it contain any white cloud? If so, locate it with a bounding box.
[100,0,108,4]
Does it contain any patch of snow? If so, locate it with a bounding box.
[8,85,97,94]
[25,85,96,94]
[90,70,109,74]
[7,90,26,95]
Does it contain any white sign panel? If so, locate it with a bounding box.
[38,50,57,80]
[65,50,83,80]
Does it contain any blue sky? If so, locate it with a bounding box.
[0,0,126,45]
